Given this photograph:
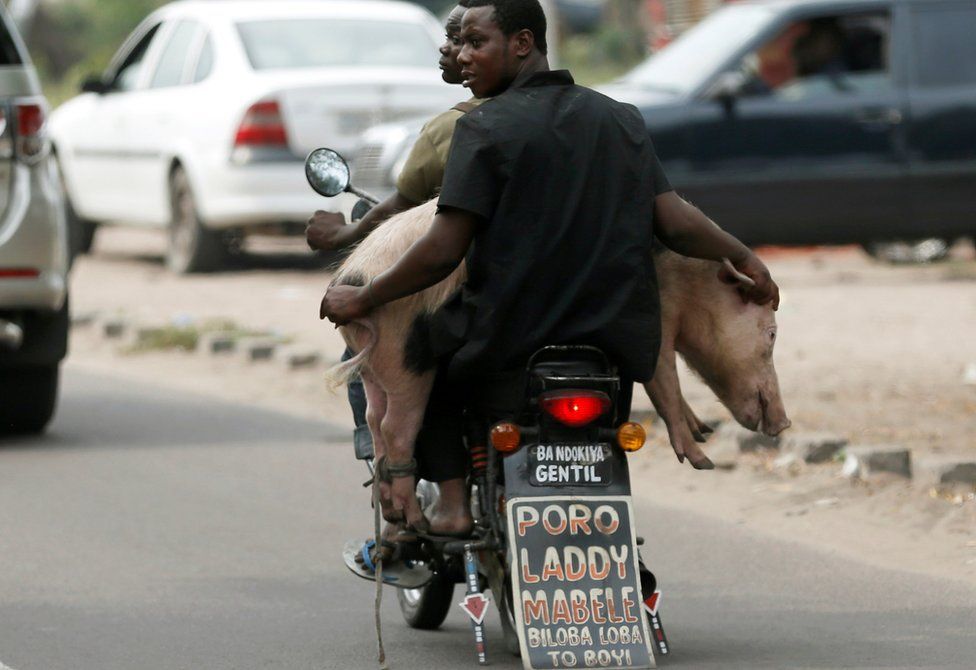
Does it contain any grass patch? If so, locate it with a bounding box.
[124,318,273,354]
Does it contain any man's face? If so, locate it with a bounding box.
[457,6,521,98]
[438,5,465,85]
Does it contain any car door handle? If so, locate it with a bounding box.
[855,107,902,127]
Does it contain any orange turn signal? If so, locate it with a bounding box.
[617,422,646,452]
[490,422,521,453]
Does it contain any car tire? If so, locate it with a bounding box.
[397,572,455,630]
[167,166,226,274]
[862,238,950,264]
[0,365,59,435]
[56,157,97,260]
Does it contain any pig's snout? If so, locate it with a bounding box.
[758,390,791,436]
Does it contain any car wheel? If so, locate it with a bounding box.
[0,365,59,435]
[397,572,455,630]
[56,157,97,260]
[862,238,950,264]
[167,166,226,274]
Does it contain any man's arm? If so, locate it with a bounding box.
[305,191,419,251]
[654,191,780,308]
[319,206,479,324]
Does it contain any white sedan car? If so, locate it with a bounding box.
[49,0,459,273]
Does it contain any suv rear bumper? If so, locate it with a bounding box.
[0,158,68,311]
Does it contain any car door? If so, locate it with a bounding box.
[679,3,909,246]
[117,19,207,224]
[68,21,164,223]
[904,0,976,239]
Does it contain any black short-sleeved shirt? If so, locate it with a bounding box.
[433,70,673,383]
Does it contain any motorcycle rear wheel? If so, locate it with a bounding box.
[397,572,454,630]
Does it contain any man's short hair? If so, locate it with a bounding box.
[465,0,548,55]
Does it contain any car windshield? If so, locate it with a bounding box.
[237,19,437,70]
[620,5,775,94]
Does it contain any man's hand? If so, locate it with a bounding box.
[319,284,371,325]
[306,210,347,251]
[719,253,780,309]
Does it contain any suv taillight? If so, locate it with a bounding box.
[12,99,48,163]
[234,99,287,147]
[540,390,611,428]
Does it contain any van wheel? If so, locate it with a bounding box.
[862,238,949,264]
[0,366,59,435]
[167,167,226,274]
[397,573,455,630]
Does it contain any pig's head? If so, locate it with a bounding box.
[676,276,791,437]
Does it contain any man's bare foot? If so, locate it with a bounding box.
[427,478,474,536]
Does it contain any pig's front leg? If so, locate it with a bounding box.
[644,346,715,470]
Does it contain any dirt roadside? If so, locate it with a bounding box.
[65,229,976,586]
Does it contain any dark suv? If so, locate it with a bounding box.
[601,0,975,255]
[0,6,69,433]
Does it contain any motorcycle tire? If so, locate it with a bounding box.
[397,572,454,630]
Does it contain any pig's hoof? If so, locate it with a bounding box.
[693,431,707,444]
[691,457,715,470]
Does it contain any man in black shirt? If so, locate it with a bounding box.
[321,0,778,528]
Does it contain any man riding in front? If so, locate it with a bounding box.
[321,0,778,537]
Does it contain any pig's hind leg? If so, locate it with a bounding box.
[644,346,715,470]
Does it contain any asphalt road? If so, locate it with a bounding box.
[0,369,973,670]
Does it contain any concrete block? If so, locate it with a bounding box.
[239,337,278,362]
[782,432,848,464]
[100,317,126,339]
[70,311,97,328]
[713,421,781,452]
[197,331,236,355]
[279,346,321,369]
[132,323,168,346]
[842,444,911,479]
[914,456,976,490]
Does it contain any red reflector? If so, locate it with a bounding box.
[234,99,287,146]
[0,268,40,278]
[540,390,610,428]
[17,103,44,137]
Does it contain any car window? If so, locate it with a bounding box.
[735,12,891,101]
[151,21,204,89]
[912,4,976,87]
[236,19,437,70]
[192,34,214,83]
[112,24,161,92]
[0,14,24,65]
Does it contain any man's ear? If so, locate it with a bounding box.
[511,28,535,58]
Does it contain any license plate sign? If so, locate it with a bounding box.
[529,443,613,487]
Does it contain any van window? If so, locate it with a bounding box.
[0,16,23,65]
[912,4,976,87]
[736,12,891,100]
[151,21,204,88]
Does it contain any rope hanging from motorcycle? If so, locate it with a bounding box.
[372,473,388,669]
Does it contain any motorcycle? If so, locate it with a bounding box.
[306,148,669,669]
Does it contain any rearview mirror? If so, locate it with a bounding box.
[305,148,350,197]
[81,75,110,95]
[711,71,747,111]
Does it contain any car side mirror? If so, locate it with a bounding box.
[711,71,746,113]
[81,76,110,95]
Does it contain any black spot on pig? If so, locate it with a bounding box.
[404,313,436,373]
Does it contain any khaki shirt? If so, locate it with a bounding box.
[396,97,486,204]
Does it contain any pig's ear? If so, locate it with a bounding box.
[719,258,756,288]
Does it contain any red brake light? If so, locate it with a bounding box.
[234,99,287,146]
[540,390,611,428]
[14,101,47,162]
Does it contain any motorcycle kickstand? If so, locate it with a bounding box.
[459,544,490,665]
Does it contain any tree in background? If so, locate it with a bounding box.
[24,0,167,104]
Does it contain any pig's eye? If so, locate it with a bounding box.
[768,330,777,343]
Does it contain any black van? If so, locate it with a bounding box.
[601,0,976,258]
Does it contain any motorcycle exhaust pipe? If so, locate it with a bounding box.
[0,319,23,350]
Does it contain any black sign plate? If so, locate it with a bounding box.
[528,443,614,487]
[507,496,655,669]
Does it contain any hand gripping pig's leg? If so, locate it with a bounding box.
[378,373,437,531]
[645,346,715,470]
